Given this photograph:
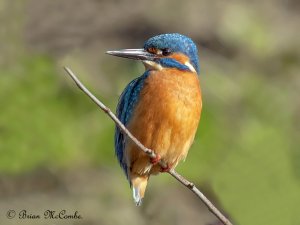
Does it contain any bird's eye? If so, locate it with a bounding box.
[162,48,171,56]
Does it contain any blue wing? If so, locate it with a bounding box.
[114,71,150,179]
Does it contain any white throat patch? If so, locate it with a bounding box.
[143,60,163,71]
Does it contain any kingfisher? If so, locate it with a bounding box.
[107,33,202,206]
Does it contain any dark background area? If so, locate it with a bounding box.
[0,0,299,225]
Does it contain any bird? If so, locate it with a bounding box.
[107,33,202,206]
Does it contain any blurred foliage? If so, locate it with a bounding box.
[0,0,300,225]
[0,55,115,173]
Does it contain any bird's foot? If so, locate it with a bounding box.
[150,154,161,165]
[160,163,172,173]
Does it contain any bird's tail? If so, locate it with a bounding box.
[131,175,148,206]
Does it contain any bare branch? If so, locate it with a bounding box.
[63,66,233,225]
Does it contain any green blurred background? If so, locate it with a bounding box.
[0,0,299,225]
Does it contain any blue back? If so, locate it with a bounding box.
[114,71,150,178]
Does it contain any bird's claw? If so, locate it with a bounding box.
[150,154,171,172]
[160,164,171,173]
[150,154,161,165]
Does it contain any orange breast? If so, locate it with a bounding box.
[124,69,202,176]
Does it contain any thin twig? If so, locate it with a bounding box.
[63,66,233,225]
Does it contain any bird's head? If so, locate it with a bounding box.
[107,33,200,74]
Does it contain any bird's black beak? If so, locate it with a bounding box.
[106,49,156,61]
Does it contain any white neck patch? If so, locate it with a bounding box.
[184,61,196,73]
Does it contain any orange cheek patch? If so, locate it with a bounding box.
[169,53,190,64]
[147,48,158,54]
